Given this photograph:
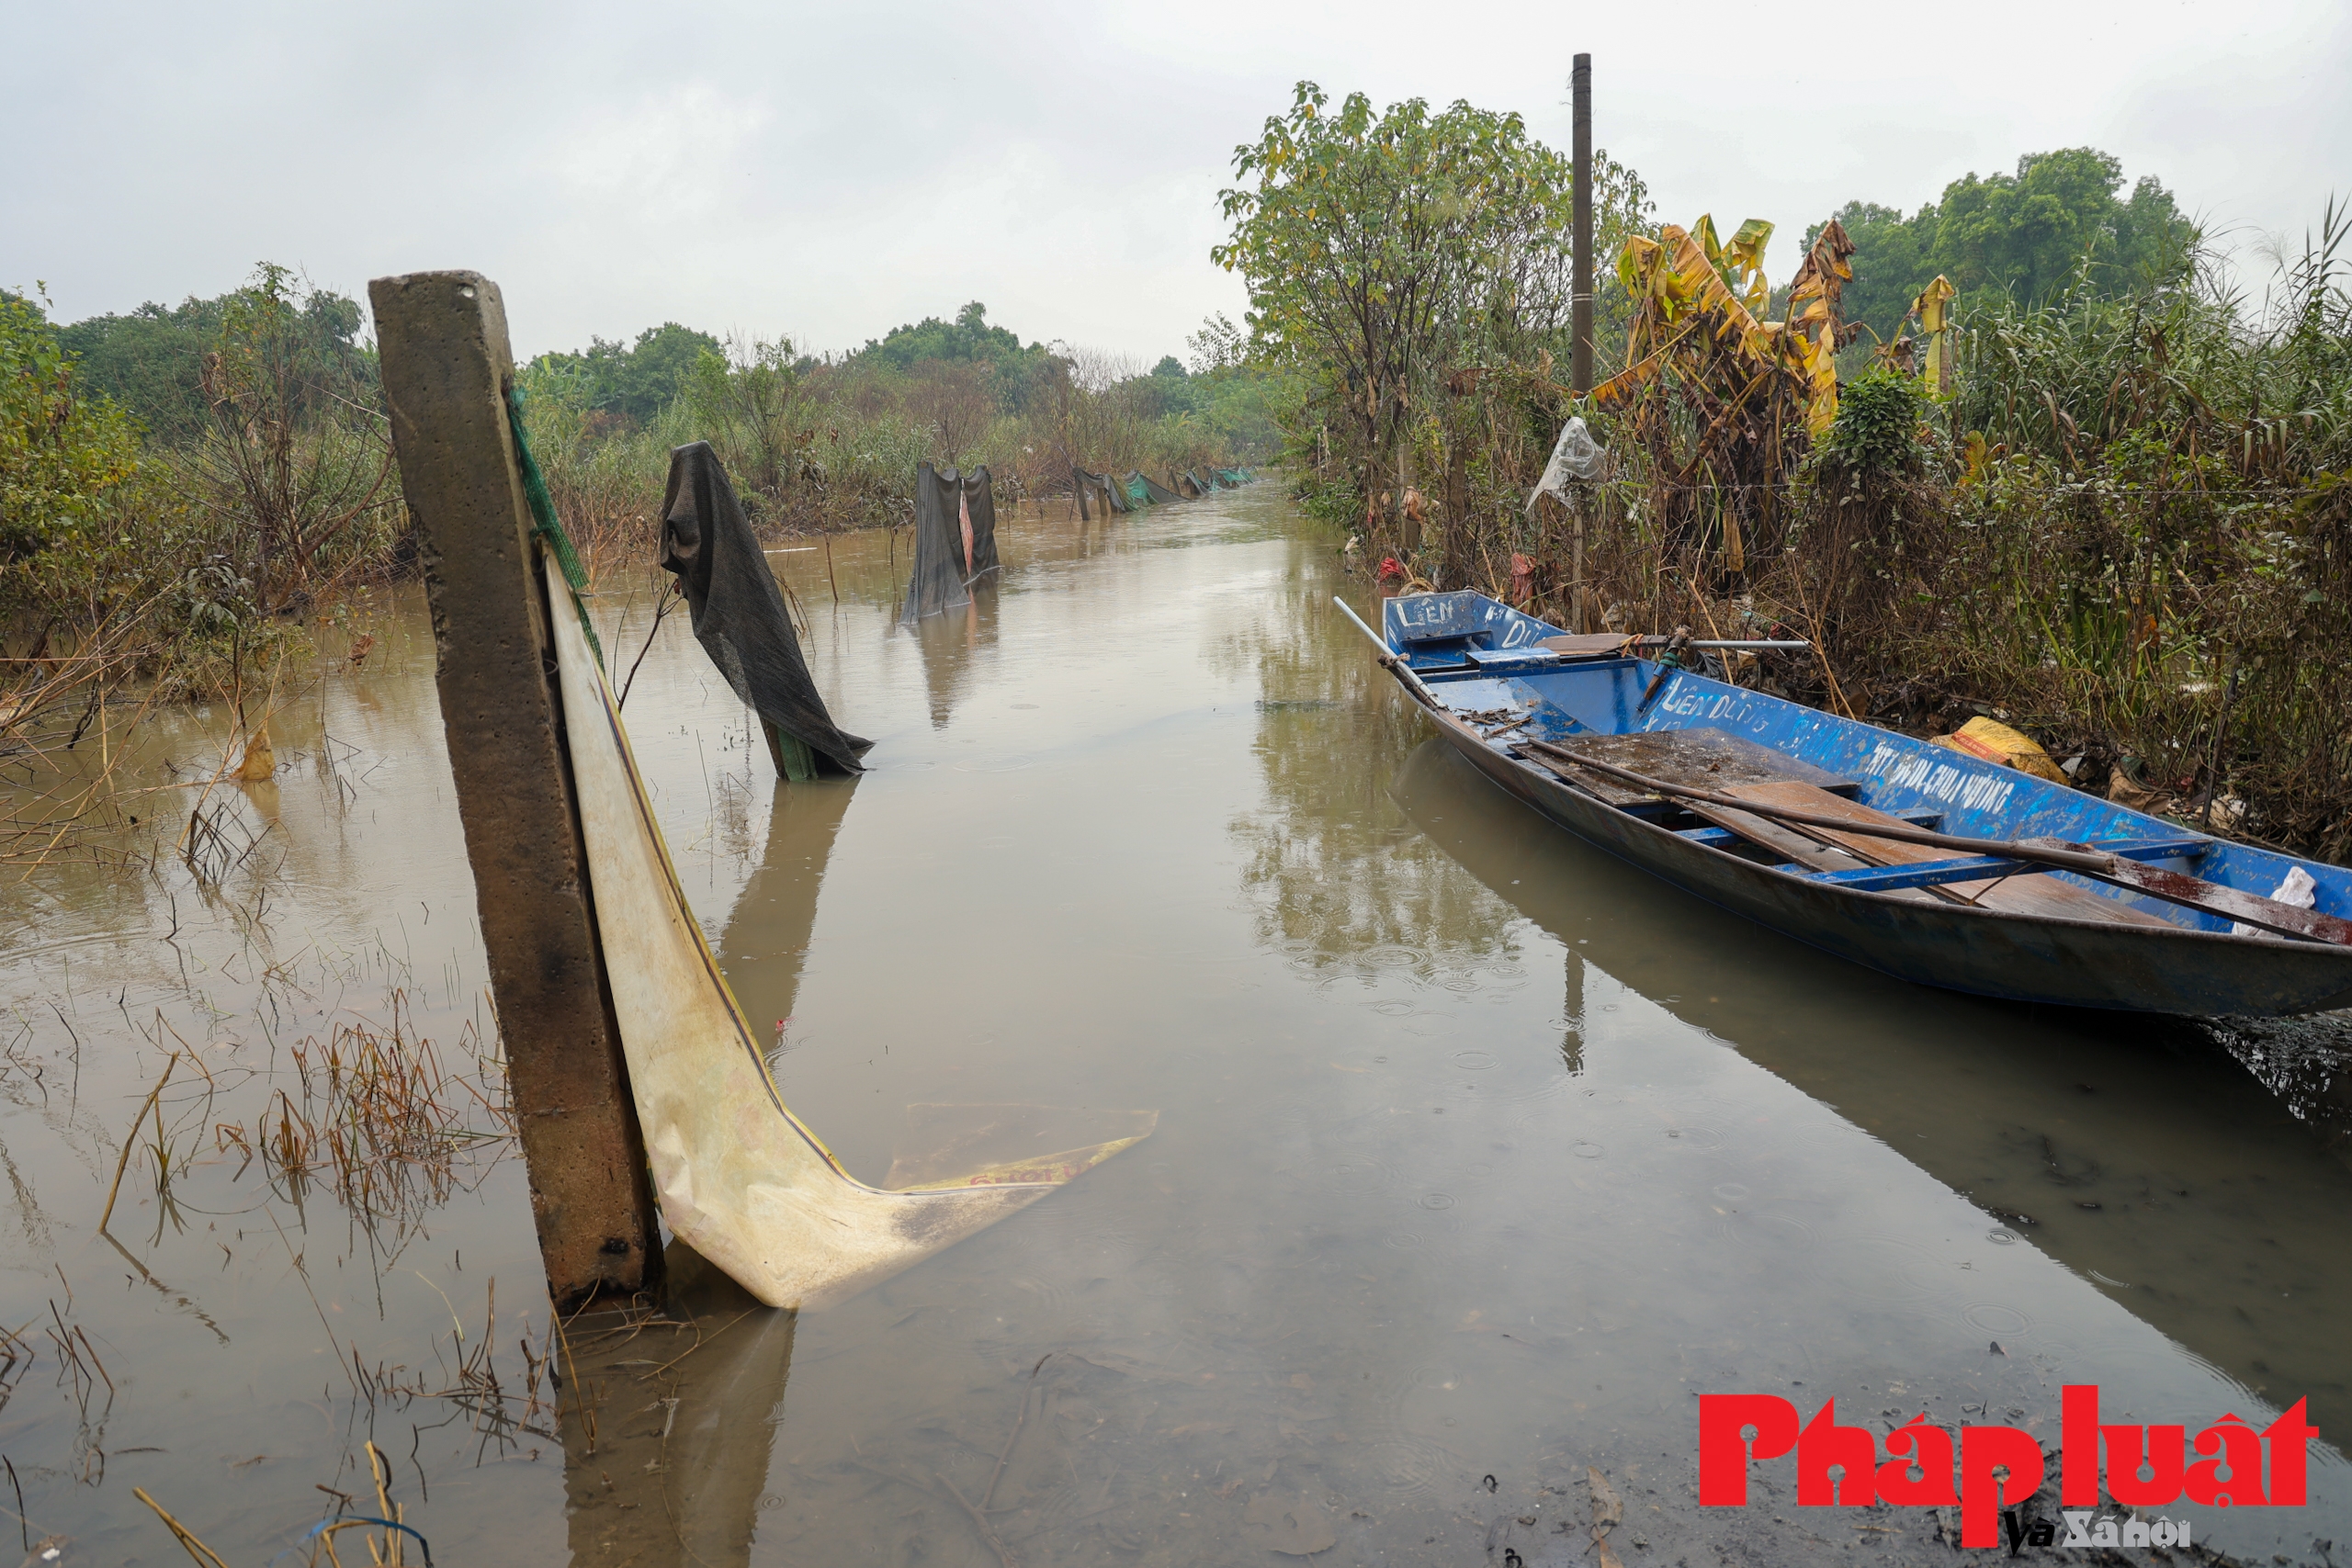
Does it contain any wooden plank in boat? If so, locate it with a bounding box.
[1674,800,1956,908]
[1718,781,2179,929]
[1548,727,1860,807]
[1539,633,1641,660]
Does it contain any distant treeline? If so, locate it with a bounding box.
[508,299,1282,555]
[1817,146,2199,346]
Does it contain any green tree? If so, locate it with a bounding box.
[856,300,1029,368]
[684,335,806,506]
[0,290,141,567]
[182,263,395,612]
[850,301,1057,412]
[1142,355,1202,418]
[54,283,369,446]
[1823,149,2198,341]
[530,321,722,426]
[1214,82,1649,497]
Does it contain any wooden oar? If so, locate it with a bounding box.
[1521,739,2114,871]
[1520,739,2352,947]
[2087,858,2352,946]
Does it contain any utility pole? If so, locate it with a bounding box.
[1571,52,1594,397]
[1570,52,1594,632]
[371,271,662,1307]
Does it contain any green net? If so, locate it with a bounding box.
[503,384,605,669]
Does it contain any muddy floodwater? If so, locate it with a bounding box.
[6,486,2352,1564]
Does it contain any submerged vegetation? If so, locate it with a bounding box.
[1222,79,2352,857]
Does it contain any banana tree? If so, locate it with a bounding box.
[1591,217,1855,579]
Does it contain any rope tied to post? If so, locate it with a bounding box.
[503,383,604,669]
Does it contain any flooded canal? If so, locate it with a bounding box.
[6,484,2352,1563]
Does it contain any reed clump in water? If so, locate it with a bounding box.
[213,991,514,1232]
[4,268,400,872]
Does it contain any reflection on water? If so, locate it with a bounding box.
[561,1244,795,1567]
[715,776,858,1069]
[1390,738,2352,1439]
[2,485,2348,1563]
[905,584,1000,731]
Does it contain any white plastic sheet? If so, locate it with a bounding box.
[2234,864,2319,938]
[547,550,1153,1308]
[1525,416,1605,516]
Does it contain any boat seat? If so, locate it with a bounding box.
[1708,781,2179,928]
[1539,633,1641,660]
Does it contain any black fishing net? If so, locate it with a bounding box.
[1128,471,1181,505]
[899,463,1001,624]
[965,465,1001,579]
[660,442,871,775]
[1073,468,1126,517]
[899,461,972,624]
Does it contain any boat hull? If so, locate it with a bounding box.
[1420,699,2352,1018]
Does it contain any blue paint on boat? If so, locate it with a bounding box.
[1374,591,2352,1016]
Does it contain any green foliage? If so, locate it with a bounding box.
[1215,83,1573,446]
[1826,208,2352,852]
[684,336,807,506]
[0,290,142,567]
[54,279,368,446]
[1214,80,1650,533]
[1812,368,1928,487]
[527,321,723,427]
[850,301,1058,412]
[1822,149,2198,341]
[193,265,395,604]
[854,300,1029,369]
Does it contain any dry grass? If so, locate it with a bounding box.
[212,991,513,1228]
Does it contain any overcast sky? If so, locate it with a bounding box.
[8,0,2346,366]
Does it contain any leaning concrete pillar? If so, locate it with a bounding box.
[370,271,662,1304]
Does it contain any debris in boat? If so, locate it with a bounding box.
[1930,716,2068,784]
[2233,864,2319,937]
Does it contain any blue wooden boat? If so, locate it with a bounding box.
[1347,590,2352,1017]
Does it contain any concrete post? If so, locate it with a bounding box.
[370,271,662,1306]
